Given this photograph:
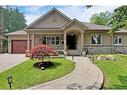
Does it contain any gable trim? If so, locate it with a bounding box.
[24,8,72,30]
[62,19,88,30]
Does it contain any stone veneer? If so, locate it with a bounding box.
[85,46,127,54]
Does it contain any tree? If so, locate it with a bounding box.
[109,6,127,32]
[0,6,27,33]
[30,45,58,61]
[90,11,112,26]
[9,7,27,32]
[30,45,58,69]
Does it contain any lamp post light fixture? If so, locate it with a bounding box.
[7,75,12,90]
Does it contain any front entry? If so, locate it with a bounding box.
[67,34,76,50]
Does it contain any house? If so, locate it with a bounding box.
[6,8,127,55]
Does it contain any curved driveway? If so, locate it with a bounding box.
[29,56,103,90]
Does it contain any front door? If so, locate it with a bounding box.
[67,34,76,50]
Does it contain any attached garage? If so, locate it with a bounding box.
[5,30,32,54]
[11,40,27,54]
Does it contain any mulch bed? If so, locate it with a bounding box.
[33,61,54,69]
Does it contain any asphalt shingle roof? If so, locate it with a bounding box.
[82,22,110,30]
[5,23,127,36]
[5,30,27,35]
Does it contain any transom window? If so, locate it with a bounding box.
[91,34,101,44]
[42,36,60,45]
[114,36,122,45]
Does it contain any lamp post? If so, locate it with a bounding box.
[7,75,12,90]
[72,55,74,61]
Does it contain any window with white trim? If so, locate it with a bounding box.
[51,37,55,44]
[42,36,60,45]
[91,34,101,44]
[42,37,46,44]
[56,37,59,45]
[47,37,51,44]
[114,36,122,45]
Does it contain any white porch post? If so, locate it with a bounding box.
[27,34,30,51]
[32,33,35,48]
[64,33,66,50]
[64,33,67,55]
[8,39,11,53]
[80,31,84,50]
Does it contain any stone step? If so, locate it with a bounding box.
[67,50,81,56]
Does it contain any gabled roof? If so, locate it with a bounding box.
[25,7,72,30]
[62,19,88,30]
[24,8,110,31]
[5,30,27,36]
[82,22,110,30]
[6,8,127,36]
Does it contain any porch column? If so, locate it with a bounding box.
[64,33,66,51]
[80,31,84,50]
[32,33,35,48]
[27,34,30,51]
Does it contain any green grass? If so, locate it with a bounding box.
[0,58,75,89]
[95,54,127,89]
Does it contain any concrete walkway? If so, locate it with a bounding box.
[28,56,103,90]
[0,54,28,73]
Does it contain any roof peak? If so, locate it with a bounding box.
[52,7,57,10]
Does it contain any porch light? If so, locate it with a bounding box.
[7,75,12,90]
[70,32,74,36]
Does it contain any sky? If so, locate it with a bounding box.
[16,5,119,25]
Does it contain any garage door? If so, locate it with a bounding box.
[12,40,27,54]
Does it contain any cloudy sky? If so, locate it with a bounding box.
[17,5,119,25]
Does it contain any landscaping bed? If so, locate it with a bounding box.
[0,58,75,89]
[95,54,127,89]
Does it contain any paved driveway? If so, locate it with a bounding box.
[28,56,103,90]
[0,54,28,73]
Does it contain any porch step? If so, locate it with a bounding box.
[67,50,81,56]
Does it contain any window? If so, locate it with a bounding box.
[91,34,101,44]
[114,36,122,45]
[42,37,46,44]
[42,36,60,45]
[47,37,51,44]
[56,37,59,45]
[51,37,55,44]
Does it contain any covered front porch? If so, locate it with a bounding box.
[63,29,85,55]
[26,29,85,56]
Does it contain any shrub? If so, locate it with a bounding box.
[29,44,58,62]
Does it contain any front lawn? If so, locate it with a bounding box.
[0,58,75,89]
[95,54,127,89]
